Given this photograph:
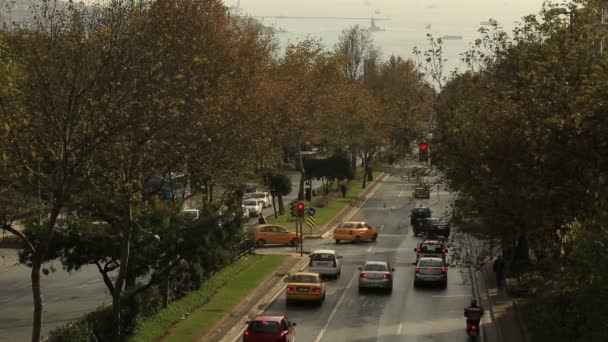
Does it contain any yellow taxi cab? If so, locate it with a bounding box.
[251,224,300,248]
[284,271,326,305]
[333,221,378,244]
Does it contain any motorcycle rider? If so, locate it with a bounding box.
[464,299,484,331]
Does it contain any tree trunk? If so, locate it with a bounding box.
[162,266,170,308]
[297,142,306,201]
[125,272,137,290]
[278,194,285,215]
[209,183,213,203]
[31,258,43,342]
[362,156,369,189]
[271,195,278,218]
[351,150,357,174]
[112,205,134,341]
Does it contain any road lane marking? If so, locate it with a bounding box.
[398,190,404,198]
[397,323,403,335]
[314,272,358,342]
[379,224,384,232]
[367,246,373,252]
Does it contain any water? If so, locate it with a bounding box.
[228,0,547,76]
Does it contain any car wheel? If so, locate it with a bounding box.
[290,238,299,247]
[371,234,378,242]
[387,287,393,294]
[335,239,340,244]
[256,239,265,248]
[358,287,365,293]
[441,280,447,289]
[413,229,418,236]
[414,281,419,288]
[354,236,361,244]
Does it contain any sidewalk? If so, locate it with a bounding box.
[476,260,531,342]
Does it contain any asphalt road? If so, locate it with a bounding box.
[0,254,113,342]
[249,170,475,342]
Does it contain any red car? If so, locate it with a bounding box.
[243,315,296,342]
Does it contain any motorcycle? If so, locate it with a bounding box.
[466,321,480,338]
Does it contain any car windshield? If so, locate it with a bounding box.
[363,263,387,271]
[420,244,443,253]
[414,208,429,214]
[311,253,335,261]
[289,275,320,283]
[248,320,281,333]
[252,193,265,198]
[338,223,354,228]
[419,259,443,267]
[427,218,441,224]
[243,200,257,206]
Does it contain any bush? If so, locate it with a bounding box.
[313,195,330,208]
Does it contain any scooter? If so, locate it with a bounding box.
[466,321,480,337]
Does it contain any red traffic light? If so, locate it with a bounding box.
[419,143,428,152]
[296,202,305,211]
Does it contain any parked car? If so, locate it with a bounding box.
[358,261,395,293]
[414,257,447,289]
[410,206,431,225]
[414,239,448,264]
[242,199,263,217]
[412,217,451,237]
[243,315,296,342]
[333,221,378,244]
[181,208,200,220]
[250,225,300,247]
[244,192,272,208]
[308,249,342,279]
[284,272,326,305]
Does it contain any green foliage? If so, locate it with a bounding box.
[128,255,285,342]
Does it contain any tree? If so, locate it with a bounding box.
[261,171,292,217]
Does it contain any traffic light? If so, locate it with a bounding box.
[296,201,306,218]
[289,202,296,217]
[419,143,429,162]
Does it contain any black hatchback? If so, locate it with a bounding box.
[413,217,451,238]
[410,207,431,225]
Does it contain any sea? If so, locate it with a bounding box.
[228,0,549,77]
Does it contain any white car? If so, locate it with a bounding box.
[308,249,342,279]
[244,192,272,208]
[242,199,263,217]
[182,208,200,220]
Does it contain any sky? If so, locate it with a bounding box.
[223,0,552,73]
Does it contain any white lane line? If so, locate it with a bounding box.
[379,224,384,232]
[398,190,404,198]
[367,245,373,252]
[397,323,403,335]
[314,272,358,342]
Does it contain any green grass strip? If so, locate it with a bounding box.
[128,254,287,342]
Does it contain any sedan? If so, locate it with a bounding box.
[243,315,296,342]
[414,257,447,289]
[358,261,395,293]
[285,272,326,305]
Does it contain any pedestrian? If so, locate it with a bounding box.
[258,213,267,225]
[493,255,505,287]
[340,184,347,198]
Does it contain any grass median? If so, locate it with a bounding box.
[129,254,287,342]
[267,167,386,232]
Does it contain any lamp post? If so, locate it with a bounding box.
[547,7,575,31]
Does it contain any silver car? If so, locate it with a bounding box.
[308,250,342,279]
[414,257,447,289]
[358,261,395,293]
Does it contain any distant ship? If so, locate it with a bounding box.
[370,18,385,32]
[442,35,463,40]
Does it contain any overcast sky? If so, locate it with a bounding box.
[225,0,553,72]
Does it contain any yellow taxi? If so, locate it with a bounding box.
[333,221,379,244]
[250,224,300,247]
[284,272,326,305]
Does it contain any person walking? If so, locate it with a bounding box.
[258,213,267,225]
[493,255,506,287]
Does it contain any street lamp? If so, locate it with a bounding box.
[546,7,575,31]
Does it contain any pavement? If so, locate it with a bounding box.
[219,161,482,342]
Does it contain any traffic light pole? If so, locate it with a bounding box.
[299,217,304,257]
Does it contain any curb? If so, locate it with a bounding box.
[218,256,311,342]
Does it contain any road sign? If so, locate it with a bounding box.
[307,207,316,216]
[306,216,316,227]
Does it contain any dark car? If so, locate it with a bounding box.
[413,217,451,237]
[414,239,448,264]
[243,315,296,342]
[410,207,432,225]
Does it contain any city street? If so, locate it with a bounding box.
[236,171,477,342]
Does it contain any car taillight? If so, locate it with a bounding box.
[415,267,420,273]
[441,267,446,273]
[360,273,368,278]
[332,259,337,267]
[281,330,289,336]
[417,248,422,253]
[441,248,446,254]
[471,324,478,331]
[312,287,321,293]
[383,273,391,279]
[287,286,295,293]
